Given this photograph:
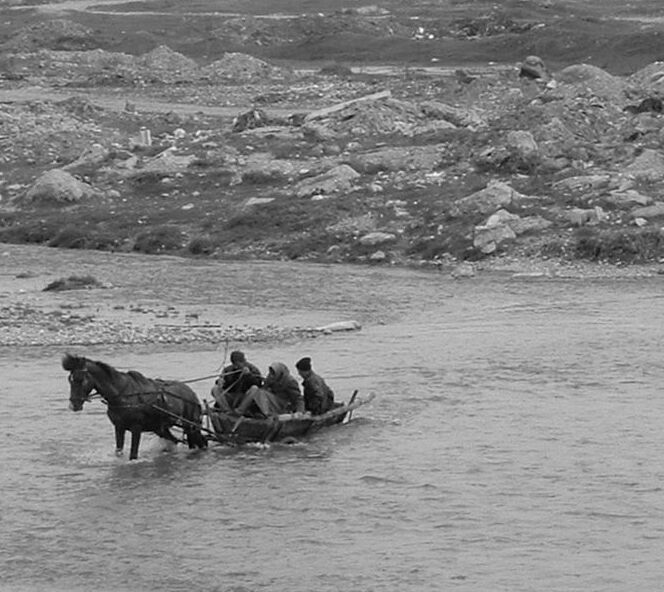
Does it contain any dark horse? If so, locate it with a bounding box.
[63,354,207,460]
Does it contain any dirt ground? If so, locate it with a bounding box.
[1,0,664,273]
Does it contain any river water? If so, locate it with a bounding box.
[2,253,664,592]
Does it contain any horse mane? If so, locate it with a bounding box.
[63,354,178,395]
[62,353,85,371]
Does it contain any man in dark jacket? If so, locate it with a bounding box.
[295,356,335,415]
[211,350,263,412]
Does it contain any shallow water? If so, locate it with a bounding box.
[2,255,664,592]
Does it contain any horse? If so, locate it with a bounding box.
[62,353,207,460]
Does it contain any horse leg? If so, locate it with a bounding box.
[187,423,207,450]
[129,429,141,460]
[115,425,125,456]
[158,426,180,444]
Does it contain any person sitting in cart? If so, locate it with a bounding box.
[211,350,263,412]
[295,356,335,416]
[235,362,304,417]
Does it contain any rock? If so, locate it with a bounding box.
[556,63,627,101]
[473,223,516,254]
[453,181,519,216]
[565,206,607,226]
[241,152,302,183]
[518,55,549,80]
[624,149,664,182]
[630,202,664,219]
[484,209,520,228]
[315,320,362,333]
[451,263,475,278]
[419,101,484,127]
[232,108,270,132]
[553,174,612,192]
[138,148,197,175]
[369,250,387,261]
[302,123,338,142]
[245,197,275,207]
[349,145,444,173]
[624,97,663,114]
[359,232,396,246]
[293,164,360,198]
[62,143,110,172]
[506,130,539,159]
[605,190,653,207]
[24,169,96,204]
[535,117,576,156]
[508,215,553,235]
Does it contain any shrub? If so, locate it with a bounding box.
[573,227,664,263]
[44,275,101,291]
[48,225,89,249]
[186,235,215,255]
[133,225,184,254]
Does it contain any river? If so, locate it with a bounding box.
[2,250,664,592]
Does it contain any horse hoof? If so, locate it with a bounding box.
[115,449,124,456]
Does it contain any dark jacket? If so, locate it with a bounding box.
[302,371,335,415]
[219,361,263,406]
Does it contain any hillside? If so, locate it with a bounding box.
[1,0,664,270]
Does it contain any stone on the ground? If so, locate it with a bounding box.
[25,169,97,204]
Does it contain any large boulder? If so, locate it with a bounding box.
[24,169,97,204]
[631,202,664,219]
[518,55,550,81]
[624,149,664,182]
[348,145,444,173]
[453,181,520,217]
[473,223,516,254]
[137,148,197,175]
[419,101,484,127]
[556,63,627,102]
[553,174,612,193]
[359,231,396,246]
[506,130,539,160]
[293,164,360,198]
[62,143,110,172]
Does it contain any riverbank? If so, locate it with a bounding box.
[1,243,662,349]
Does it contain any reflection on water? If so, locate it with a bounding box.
[2,260,664,592]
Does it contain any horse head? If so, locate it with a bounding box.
[62,354,95,412]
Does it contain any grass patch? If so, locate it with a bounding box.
[132,225,186,254]
[573,227,664,263]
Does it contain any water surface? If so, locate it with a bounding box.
[2,255,664,592]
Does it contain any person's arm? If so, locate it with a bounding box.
[247,363,264,388]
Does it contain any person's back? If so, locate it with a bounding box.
[295,357,335,415]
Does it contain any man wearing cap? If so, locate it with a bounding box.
[295,357,335,416]
[211,350,263,412]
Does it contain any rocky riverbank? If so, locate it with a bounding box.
[1,242,662,349]
[1,2,664,281]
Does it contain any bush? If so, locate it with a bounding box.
[133,225,184,254]
[574,227,664,262]
[47,225,90,249]
[44,275,101,291]
[186,235,215,255]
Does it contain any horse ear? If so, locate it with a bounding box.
[62,353,82,371]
